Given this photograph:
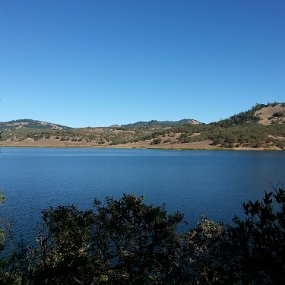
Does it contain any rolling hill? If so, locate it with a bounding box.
[0,103,284,150]
[0,119,70,132]
[121,119,200,129]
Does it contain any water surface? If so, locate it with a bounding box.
[0,148,284,241]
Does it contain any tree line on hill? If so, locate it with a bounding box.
[0,188,285,284]
[0,103,284,149]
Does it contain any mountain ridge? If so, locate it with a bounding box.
[0,118,201,131]
[0,103,284,150]
[0,119,70,132]
[1,103,284,130]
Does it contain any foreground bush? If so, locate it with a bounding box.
[188,188,285,284]
[0,188,285,284]
[14,195,189,284]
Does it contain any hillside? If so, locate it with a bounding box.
[255,104,285,125]
[0,119,70,131]
[214,103,285,127]
[121,119,200,129]
[0,103,284,150]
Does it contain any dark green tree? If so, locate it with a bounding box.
[24,194,189,284]
[228,188,285,284]
[191,189,285,284]
[1,188,285,284]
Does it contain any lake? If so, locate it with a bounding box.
[0,147,284,242]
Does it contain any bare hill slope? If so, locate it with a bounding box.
[255,104,285,125]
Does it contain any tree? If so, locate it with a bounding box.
[227,188,285,284]
[1,189,285,284]
[192,189,285,284]
[150,138,162,145]
[20,205,94,284]
[25,194,189,284]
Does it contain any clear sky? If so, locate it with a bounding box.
[0,0,284,127]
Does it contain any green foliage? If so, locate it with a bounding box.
[179,133,191,143]
[24,206,95,284]
[190,188,285,284]
[90,194,186,284]
[215,108,259,128]
[150,137,162,145]
[195,123,285,148]
[0,103,284,149]
[121,119,199,129]
[228,189,285,284]
[0,120,70,132]
[183,218,229,284]
[21,194,188,284]
[1,187,285,283]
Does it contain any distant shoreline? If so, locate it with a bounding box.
[1,103,284,151]
[0,142,283,151]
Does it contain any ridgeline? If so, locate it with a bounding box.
[0,103,284,150]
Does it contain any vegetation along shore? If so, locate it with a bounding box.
[1,103,284,150]
[0,188,285,284]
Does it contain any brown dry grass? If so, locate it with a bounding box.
[2,138,280,150]
[255,104,285,125]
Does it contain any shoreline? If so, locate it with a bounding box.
[0,143,283,151]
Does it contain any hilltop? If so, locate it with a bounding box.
[0,103,284,150]
[214,103,285,127]
[121,119,200,129]
[0,119,70,132]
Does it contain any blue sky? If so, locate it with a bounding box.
[0,0,284,127]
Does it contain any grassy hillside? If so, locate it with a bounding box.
[121,119,200,129]
[0,119,70,131]
[213,103,285,127]
[0,103,284,149]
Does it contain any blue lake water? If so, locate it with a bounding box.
[0,147,284,242]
